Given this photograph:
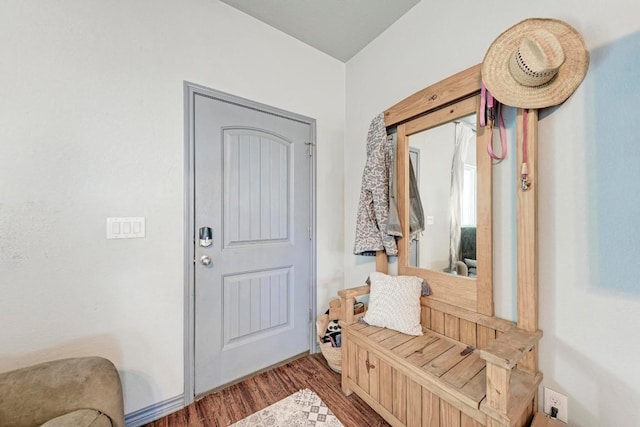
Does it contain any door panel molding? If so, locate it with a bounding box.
[222,127,293,247]
[183,82,317,404]
[222,266,293,348]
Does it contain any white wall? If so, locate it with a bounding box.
[0,0,345,414]
[345,1,640,425]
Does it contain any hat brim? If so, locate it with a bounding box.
[482,18,589,109]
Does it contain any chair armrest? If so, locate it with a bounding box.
[0,357,125,427]
[480,328,543,369]
[337,285,370,300]
[480,329,542,419]
[338,285,370,324]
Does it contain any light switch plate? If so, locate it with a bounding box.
[107,217,145,239]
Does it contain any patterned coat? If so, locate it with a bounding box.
[353,113,399,256]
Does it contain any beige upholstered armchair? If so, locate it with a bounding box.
[0,356,124,427]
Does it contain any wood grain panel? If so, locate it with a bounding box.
[347,340,357,383]
[359,325,388,336]
[424,346,471,377]
[516,108,540,376]
[357,346,370,391]
[369,354,380,402]
[486,364,510,413]
[384,64,481,127]
[369,328,400,343]
[445,313,460,340]
[441,354,485,389]
[480,329,542,369]
[516,108,539,333]
[516,400,534,427]
[405,338,454,367]
[379,359,394,414]
[401,266,478,312]
[393,334,439,358]
[462,413,483,427]
[392,369,407,424]
[406,379,422,427]
[461,368,487,404]
[440,399,462,427]
[477,325,497,350]
[475,94,494,316]
[421,298,514,333]
[421,305,431,329]
[342,332,352,395]
[459,319,477,347]
[379,332,415,350]
[402,96,478,136]
[376,250,389,274]
[430,309,445,334]
[422,389,440,427]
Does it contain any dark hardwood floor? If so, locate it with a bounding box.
[142,353,389,427]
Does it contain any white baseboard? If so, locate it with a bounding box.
[125,394,184,427]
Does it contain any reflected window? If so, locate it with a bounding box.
[462,164,476,226]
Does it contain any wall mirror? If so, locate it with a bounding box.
[407,112,477,276]
[383,65,493,315]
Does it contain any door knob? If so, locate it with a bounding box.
[200,255,212,266]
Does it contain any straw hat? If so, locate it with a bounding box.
[482,18,589,109]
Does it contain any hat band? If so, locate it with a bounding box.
[509,48,559,87]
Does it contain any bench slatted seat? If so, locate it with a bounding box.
[352,324,487,406]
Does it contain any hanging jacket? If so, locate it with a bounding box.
[353,113,398,256]
[386,132,402,238]
[386,134,424,241]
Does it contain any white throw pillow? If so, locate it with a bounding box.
[363,272,423,336]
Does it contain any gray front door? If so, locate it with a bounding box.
[191,88,314,395]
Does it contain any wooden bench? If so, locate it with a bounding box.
[339,287,542,427]
[340,63,546,427]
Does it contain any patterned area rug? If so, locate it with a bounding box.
[229,388,343,427]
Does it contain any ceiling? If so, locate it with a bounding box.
[219,0,421,62]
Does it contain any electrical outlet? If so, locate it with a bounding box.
[544,387,568,423]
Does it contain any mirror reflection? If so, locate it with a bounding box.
[408,114,477,277]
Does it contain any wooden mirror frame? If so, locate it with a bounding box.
[384,64,494,316]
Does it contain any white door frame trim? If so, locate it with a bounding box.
[183,82,317,404]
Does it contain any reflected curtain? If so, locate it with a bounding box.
[449,123,473,271]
